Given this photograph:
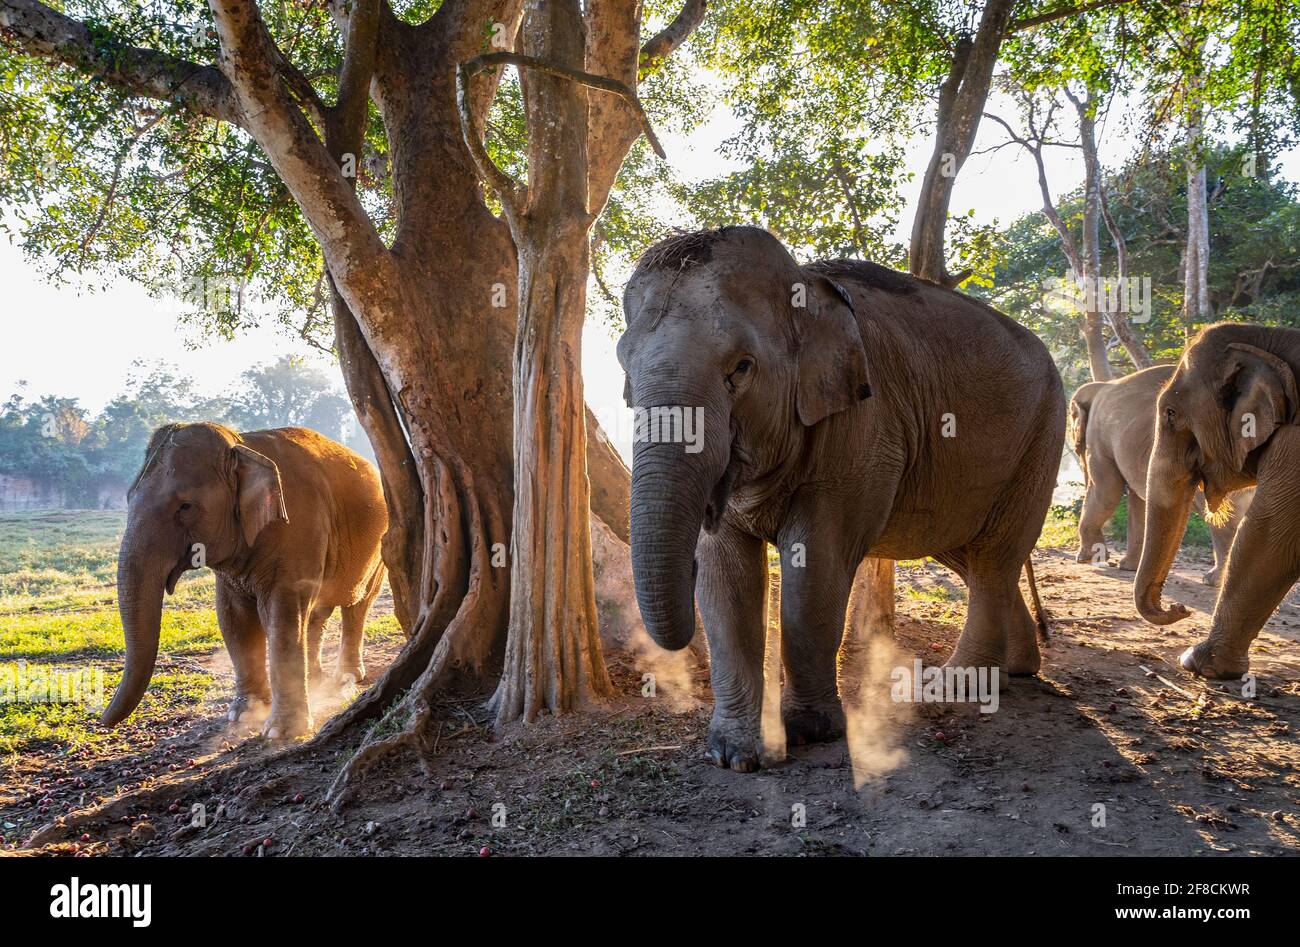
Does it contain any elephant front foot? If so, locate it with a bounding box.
[262,706,314,742]
[334,664,366,687]
[1180,641,1248,680]
[706,713,764,773]
[227,694,271,725]
[1201,567,1224,587]
[781,699,845,747]
[1117,556,1139,572]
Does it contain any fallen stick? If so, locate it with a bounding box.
[615,745,682,756]
[1138,665,1199,701]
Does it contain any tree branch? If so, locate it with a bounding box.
[471,51,665,158]
[640,0,707,72]
[0,0,239,123]
[329,0,380,163]
[208,0,391,321]
[457,49,667,219]
[1009,0,1137,33]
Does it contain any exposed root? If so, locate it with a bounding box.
[327,485,505,809]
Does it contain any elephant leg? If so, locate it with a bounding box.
[696,522,768,772]
[1076,463,1123,565]
[1203,498,1238,588]
[1183,430,1300,678]
[778,538,853,748]
[1120,492,1145,571]
[215,580,271,723]
[337,567,382,684]
[258,592,314,740]
[306,607,331,688]
[946,560,1040,676]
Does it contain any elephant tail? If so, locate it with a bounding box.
[1024,555,1050,639]
[1069,382,1106,488]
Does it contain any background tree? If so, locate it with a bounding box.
[984,142,1300,388]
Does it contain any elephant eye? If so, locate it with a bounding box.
[179,502,192,511]
[722,361,754,392]
[725,358,754,393]
[1165,407,1177,424]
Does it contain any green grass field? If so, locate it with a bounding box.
[0,511,222,755]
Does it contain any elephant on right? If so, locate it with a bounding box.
[1071,363,1253,585]
[1136,322,1300,678]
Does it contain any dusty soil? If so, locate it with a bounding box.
[4,548,1297,857]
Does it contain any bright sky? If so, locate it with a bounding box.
[2,84,1297,464]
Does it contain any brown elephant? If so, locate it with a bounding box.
[103,422,387,739]
[617,226,1064,771]
[1135,322,1300,678]
[1070,364,1253,584]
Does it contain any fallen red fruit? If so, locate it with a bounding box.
[479,846,490,857]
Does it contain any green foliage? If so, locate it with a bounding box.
[0,1,380,346]
[981,143,1300,386]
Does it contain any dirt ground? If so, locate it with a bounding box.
[3,544,1297,857]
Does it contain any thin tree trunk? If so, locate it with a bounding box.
[1184,104,1211,325]
[488,0,614,725]
[1073,86,1152,371]
[1076,90,1115,382]
[908,0,1016,285]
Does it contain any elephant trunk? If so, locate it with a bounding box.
[101,520,168,726]
[1134,454,1198,626]
[630,440,710,651]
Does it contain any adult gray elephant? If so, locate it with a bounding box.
[617,226,1064,771]
[104,422,387,739]
[1135,322,1300,679]
[1070,364,1253,584]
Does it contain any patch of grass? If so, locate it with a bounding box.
[0,605,223,661]
[1040,495,1212,550]
[0,667,216,755]
[0,511,126,597]
[902,583,964,604]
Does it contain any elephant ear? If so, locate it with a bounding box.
[795,274,872,427]
[231,445,289,547]
[1220,342,1298,471]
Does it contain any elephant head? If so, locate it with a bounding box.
[616,226,871,650]
[103,422,287,725]
[1135,325,1297,625]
